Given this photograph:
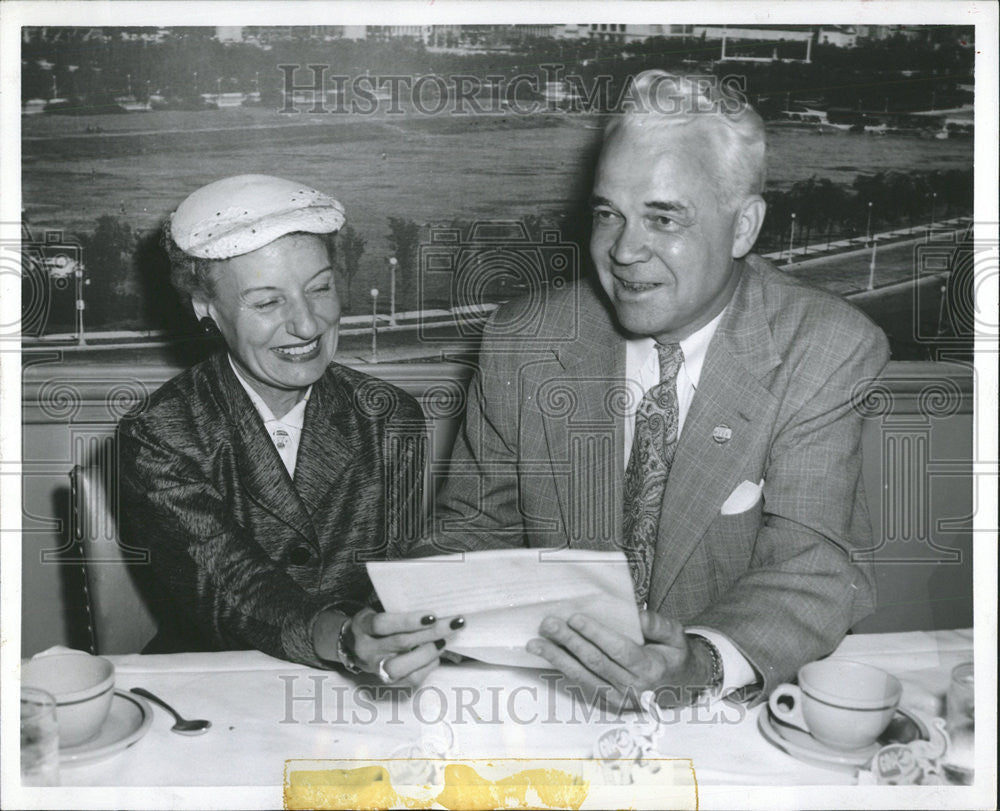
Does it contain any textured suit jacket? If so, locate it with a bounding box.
[431,255,890,694]
[118,352,426,666]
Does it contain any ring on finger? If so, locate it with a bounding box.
[377,656,393,684]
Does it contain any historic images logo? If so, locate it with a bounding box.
[276,65,748,117]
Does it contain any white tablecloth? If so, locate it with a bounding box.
[51,628,974,796]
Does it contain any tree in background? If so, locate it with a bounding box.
[760,188,791,254]
[815,179,851,247]
[788,176,822,250]
[338,225,366,312]
[386,217,421,311]
[79,215,141,328]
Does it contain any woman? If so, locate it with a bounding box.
[119,174,458,686]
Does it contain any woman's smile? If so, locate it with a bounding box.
[272,337,322,359]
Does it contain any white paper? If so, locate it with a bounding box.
[367,549,643,668]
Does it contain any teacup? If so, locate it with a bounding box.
[768,659,901,751]
[21,652,115,747]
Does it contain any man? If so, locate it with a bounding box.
[430,71,889,708]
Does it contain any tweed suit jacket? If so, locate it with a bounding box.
[118,352,426,667]
[431,255,890,695]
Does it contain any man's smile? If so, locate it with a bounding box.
[613,275,665,297]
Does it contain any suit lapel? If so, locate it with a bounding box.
[648,261,782,609]
[292,368,357,524]
[215,354,316,544]
[541,285,626,547]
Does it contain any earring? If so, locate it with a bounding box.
[199,316,217,334]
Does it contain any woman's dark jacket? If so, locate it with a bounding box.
[117,352,426,666]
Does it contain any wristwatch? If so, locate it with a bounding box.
[337,616,364,675]
[686,634,724,700]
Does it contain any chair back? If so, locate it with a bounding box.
[71,464,159,654]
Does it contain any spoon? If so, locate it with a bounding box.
[130,687,212,735]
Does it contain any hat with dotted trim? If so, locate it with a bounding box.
[169,174,346,259]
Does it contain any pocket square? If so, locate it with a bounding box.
[721,479,764,515]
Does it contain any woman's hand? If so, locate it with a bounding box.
[349,608,464,687]
[314,606,463,687]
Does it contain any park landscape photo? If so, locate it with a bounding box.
[20,23,974,362]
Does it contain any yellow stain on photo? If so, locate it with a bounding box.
[283,757,698,810]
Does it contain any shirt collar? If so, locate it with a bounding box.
[625,307,726,389]
[228,355,311,428]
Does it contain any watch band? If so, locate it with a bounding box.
[337,616,364,675]
[686,633,724,699]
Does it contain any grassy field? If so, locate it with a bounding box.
[23,108,973,236]
[21,109,973,333]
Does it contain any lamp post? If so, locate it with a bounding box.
[936,282,948,336]
[866,236,878,291]
[786,213,796,265]
[930,191,937,228]
[370,288,379,363]
[865,201,873,244]
[74,263,88,346]
[388,256,397,325]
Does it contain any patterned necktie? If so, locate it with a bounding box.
[623,342,684,606]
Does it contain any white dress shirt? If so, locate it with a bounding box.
[623,311,757,697]
[229,357,311,478]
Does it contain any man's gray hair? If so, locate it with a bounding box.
[606,70,767,204]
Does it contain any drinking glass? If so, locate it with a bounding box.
[21,686,60,786]
[942,661,974,785]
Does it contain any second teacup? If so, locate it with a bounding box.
[768,659,901,751]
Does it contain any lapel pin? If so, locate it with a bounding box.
[712,424,733,444]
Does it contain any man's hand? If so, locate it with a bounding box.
[527,610,714,710]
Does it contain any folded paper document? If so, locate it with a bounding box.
[367,549,643,668]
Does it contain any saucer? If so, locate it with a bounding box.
[758,708,929,772]
[60,690,152,767]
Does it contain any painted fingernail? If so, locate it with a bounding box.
[435,639,446,650]
[421,615,436,626]
[450,617,465,630]
[527,641,542,655]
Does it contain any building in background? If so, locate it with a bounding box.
[215,26,243,42]
[553,23,692,42]
[697,26,815,62]
[201,23,908,52]
[818,26,858,48]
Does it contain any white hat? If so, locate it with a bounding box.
[169,174,346,259]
